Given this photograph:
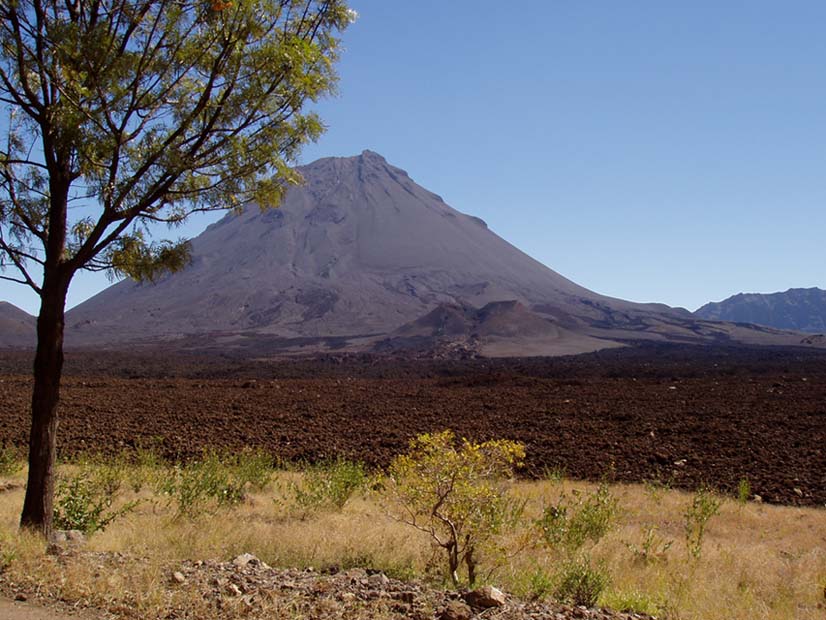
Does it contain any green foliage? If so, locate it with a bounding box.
[160,448,273,518]
[537,483,618,554]
[224,447,274,493]
[385,430,525,587]
[524,568,556,601]
[601,589,662,615]
[684,486,721,560]
[2,0,353,534]
[625,525,673,564]
[125,442,167,493]
[737,478,751,505]
[53,468,136,535]
[553,556,610,608]
[1,0,356,285]
[290,458,366,514]
[0,443,22,477]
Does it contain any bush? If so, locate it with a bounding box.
[160,448,273,518]
[385,430,525,587]
[53,469,136,534]
[553,556,609,607]
[602,588,661,615]
[684,486,721,560]
[523,568,555,601]
[290,457,366,514]
[537,482,618,554]
[737,478,751,505]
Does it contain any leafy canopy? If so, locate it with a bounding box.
[0,0,353,288]
[386,430,525,586]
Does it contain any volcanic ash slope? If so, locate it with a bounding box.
[64,150,814,355]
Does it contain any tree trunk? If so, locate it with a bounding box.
[20,275,70,537]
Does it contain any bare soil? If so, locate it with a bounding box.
[1,344,824,507]
[0,598,101,620]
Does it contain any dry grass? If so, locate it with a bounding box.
[0,462,824,620]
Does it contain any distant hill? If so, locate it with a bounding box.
[695,288,826,333]
[0,301,36,348]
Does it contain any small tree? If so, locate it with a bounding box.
[0,0,353,535]
[683,486,721,560]
[386,430,525,587]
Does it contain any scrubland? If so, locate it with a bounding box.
[0,444,823,620]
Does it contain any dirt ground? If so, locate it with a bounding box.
[0,598,101,620]
[1,344,824,507]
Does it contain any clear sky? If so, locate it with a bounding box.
[4,1,826,315]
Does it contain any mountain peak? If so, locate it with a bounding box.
[359,149,386,161]
[695,287,826,333]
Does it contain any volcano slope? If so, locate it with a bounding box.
[0,303,34,348]
[1,344,824,507]
[57,150,819,356]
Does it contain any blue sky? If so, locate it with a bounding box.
[4,1,826,314]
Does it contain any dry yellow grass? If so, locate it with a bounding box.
[0,464,824,620]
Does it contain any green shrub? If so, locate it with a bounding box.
[53,469,136,534]
[684,486,721,559]
[602,588,661,615]
[125,442,166,493]
[553,556,609,607]
[737,478,751,505]
[537,483,618,554]
[525,568,555,601]
[385,430,525,587]
[160,448,273,518]
[291,457,366,513]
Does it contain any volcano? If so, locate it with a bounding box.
[62,151,820,356]
[0,301,35,348]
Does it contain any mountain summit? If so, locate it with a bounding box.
[62,151,820,355]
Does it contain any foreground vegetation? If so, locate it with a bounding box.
[0,439,824,619]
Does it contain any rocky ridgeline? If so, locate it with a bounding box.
[167,552,656,620]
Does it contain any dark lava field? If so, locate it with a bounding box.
[1,343,824,507]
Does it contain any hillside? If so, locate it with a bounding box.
[695,287,826,333]
[0,302,35,348]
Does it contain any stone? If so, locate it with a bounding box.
[464,585,506,609]
[367,572,390,587]
[232,553,260,568]
[226,583,243,597]
[440,599,473,620]
[171,571,186,584]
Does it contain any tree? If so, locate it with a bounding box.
[0,0,353,535]
[386,431,525,587]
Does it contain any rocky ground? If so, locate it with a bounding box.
[1,547,655,620]
[1,344,825,507]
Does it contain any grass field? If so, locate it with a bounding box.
[0,450,824,620]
